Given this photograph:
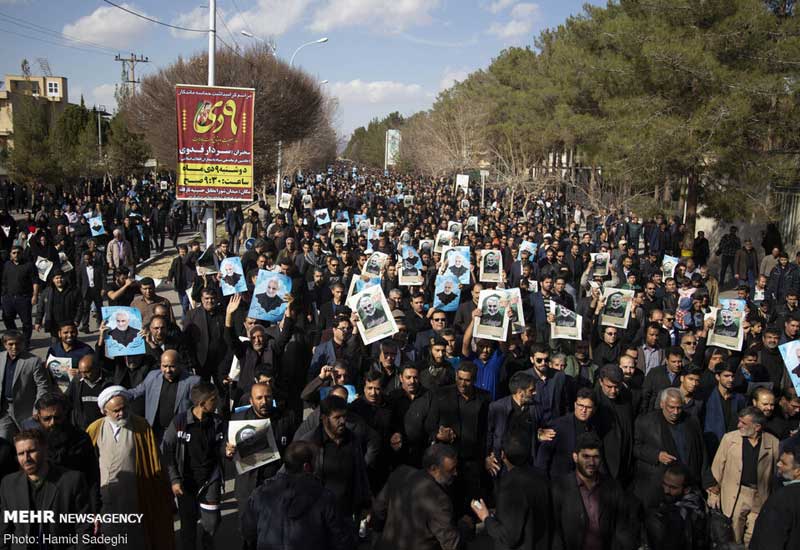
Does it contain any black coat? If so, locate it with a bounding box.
[0,465,93,547]
[183,306,228,378]
[241,472,355,550]
[484,466,551,550]
[592,387,635,482]
[75,260,106,296]
[535,413,595,478]
[551,472,639,550]
[750,482,800,550]
[0,437,16,481]
[633,411,709,508]
[372,465,462,550]
[231,406,298,513]
[641,366,682,413]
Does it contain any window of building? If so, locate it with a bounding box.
[47,81,59,96]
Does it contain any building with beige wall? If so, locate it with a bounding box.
[0,74,69,148]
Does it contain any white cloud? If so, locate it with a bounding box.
[62,4,152,49]
[170,6,209,40]
[511,2,539,18]
[225,0,313,38]
[310,0,441,33]
[487,0,516,13]
[439,66,471,91]
[330,79,428,104]
[88,84,118,112]
[488,2,540,41]
[330,79,434,136]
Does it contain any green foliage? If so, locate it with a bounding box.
[349,0,800,227]
[8,94,58,184]
[106,112,149,177]
[343,112,405,168]
[49,103,90,179]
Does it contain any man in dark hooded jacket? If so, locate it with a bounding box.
[241,440,354,550]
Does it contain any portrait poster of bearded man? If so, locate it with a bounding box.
[479,249,503,283]
[474,290,509,342]
[599,288,634,329]
[707,306,744,351]
[348,285,398,345]
[248,270,292,323]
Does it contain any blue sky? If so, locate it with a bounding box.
[0,0,602,139]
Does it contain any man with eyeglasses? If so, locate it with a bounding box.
[308,314,359,384]
[536,388,597,478]
[592,365,635,483]
[414,309,448,357]
[661,311,680,347]
[592,326,622,368]
[523,344,569,425]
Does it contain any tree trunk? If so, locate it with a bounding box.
[662,179,672,204]
[681,172,698,254]
[678,177,687,220]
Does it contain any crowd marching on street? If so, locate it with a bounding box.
[1,161,800,550]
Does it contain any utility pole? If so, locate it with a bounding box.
[204,0,216,249]
[114,53,149,96]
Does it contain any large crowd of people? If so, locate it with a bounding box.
[0,162,799,550]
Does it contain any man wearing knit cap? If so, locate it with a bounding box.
[86,385,175,550]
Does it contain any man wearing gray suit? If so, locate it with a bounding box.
[0,330,52,440]
[128,349,200,443]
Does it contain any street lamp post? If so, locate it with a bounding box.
[275,38,329,207]
[240,30,276,54]
[96,105,107,162]
[239,33,328,208]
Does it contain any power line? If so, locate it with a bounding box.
[101,0,206,32]
[0,25,109,56]
[0,11,118,54]
[227,0,254,35]
[218,0,241,52]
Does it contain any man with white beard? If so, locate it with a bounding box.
[86,386,175,550]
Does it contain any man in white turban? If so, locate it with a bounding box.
[87,386,175,550]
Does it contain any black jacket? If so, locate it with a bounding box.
[231,406,298,512]
[0,465,93,548]
[162,409,226,488]
[592,387,635,482]
[633,411,709,508]
[641,366,682,413]
[183,306,228,378]
[241,472,355,550]
[551,472,639,550]
[535,413,595,478]
[484,465,551,550]
[750,482,800,550]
